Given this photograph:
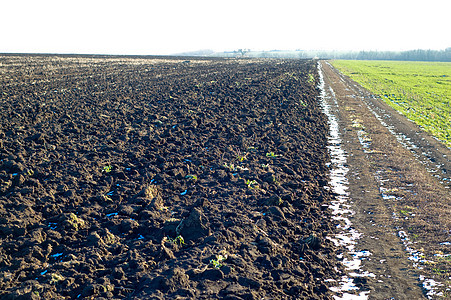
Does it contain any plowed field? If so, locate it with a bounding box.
[0,56,341,299]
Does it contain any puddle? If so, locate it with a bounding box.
[318,62,371,299]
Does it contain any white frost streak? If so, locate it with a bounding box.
[318,62,372,300]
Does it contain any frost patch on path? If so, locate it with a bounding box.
[397,230,448,299]
[318,62,372,299]
[420,275,445,299]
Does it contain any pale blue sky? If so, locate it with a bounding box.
[1,0,449,55]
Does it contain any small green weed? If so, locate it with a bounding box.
[185,174,198,181]
[163,235,185,246]
[266,152,282,158]
[103,165,112,173]
[210,253,227,269]
[432,268,448,275]
[245,179,258,189]
[210,259,222,269]
[170,235,185,245]
[224,162,248,172]
[237,155,247,162]
[224,162,236,171]
[102,195,113,202]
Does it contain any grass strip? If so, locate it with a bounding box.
[330,60,451,147]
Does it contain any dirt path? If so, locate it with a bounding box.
[320,61,451,299]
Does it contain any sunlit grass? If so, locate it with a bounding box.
[330,60,451,147]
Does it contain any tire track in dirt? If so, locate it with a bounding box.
[320,61,451,299]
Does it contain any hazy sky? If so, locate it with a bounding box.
[1,0,449,55]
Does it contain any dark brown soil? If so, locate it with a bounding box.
[0,56,342,299]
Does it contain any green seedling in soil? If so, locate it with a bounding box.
[235,149,248,162]
[224,163,235,171]
[245,179,258,189]
[185,174,198,181]
[308,73,315,84]
[169,235,185,246]
[102,195,113,202]
[166,217,180,222]
[103,165,112,173]
[210,253,228,269]
[237,155,247,162]
[210,259,222,269]
[66,213,85,231]
[432,268,448,275]
[266,152,282,158]
[236,166,249,171]
[224,163,248,172]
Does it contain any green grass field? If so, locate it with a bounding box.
[330,60,451,147]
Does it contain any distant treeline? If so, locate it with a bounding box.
[217,48,451,62]
[315,48,451,62]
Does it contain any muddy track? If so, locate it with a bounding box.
[320,61,451,299]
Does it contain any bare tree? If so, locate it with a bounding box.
[235,49,249,57]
